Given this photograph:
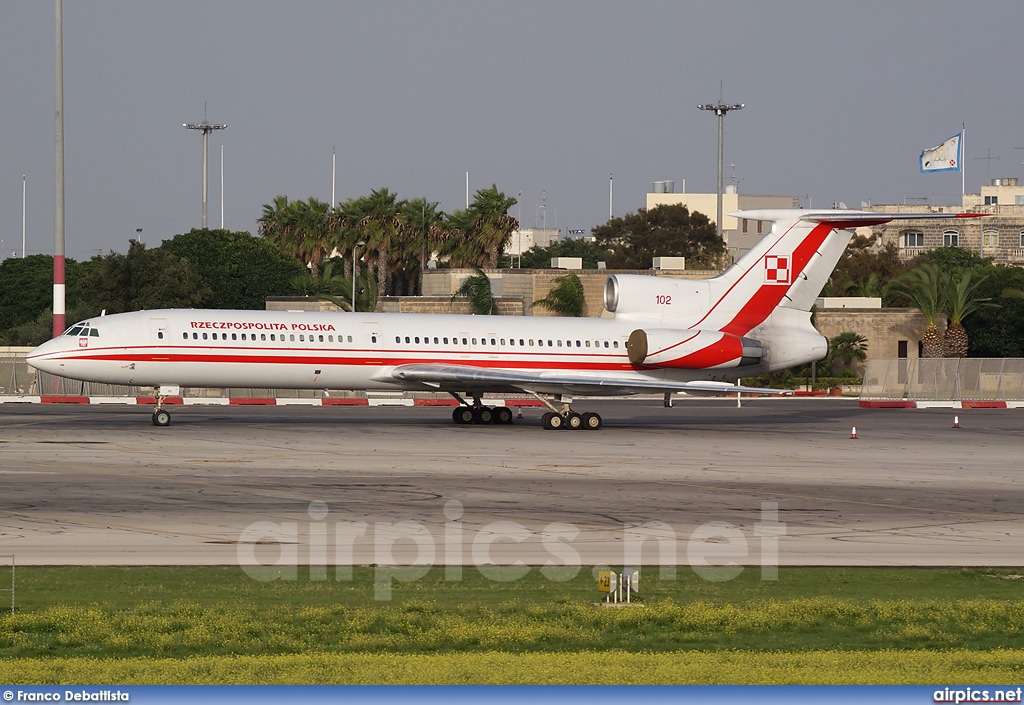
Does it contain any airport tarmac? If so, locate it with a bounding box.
[1,398,1022,570]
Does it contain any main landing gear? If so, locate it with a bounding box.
[538,393,602,431]
[450,394,514,426]
[447,392,603,430]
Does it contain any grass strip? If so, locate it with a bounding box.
[2,649,1024,685]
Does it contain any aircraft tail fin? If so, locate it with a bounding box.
[698,209,983,336]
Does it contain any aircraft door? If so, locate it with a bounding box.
[148,317,169,343]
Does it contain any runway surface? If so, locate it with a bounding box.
[1,398,1022,569]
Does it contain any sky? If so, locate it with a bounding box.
[1,0,1022,260]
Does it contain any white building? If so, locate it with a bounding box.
[645,182,796,260]
[504,227,560,257]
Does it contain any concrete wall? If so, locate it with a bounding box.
[423,269,719,318]
[815,308,930,375]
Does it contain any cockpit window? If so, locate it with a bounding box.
[90,329,100,337]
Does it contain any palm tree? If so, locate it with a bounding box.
[943,270,996,357]
[258,196,337,277]
[840,273,900,305]
[290,260,347,297]
[350,188,408,299]
[533,273,585,317]
[450,267,497,315]
[890,263,948,358]
[401,198,448,295]
[442,186,518,268]
[828,331,868,369]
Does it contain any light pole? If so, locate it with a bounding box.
[698,100,744,242]
[352,241,365,312]
[183,117,227,228]
[135,228,143,244]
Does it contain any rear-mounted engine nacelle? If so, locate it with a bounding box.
[626,328,763,370]
[604,275,710,319]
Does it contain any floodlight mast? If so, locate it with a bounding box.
[183,119,227,228]
[697,101,744,242]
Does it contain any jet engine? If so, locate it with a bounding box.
[626,328,763,370]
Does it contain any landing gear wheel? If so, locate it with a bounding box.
[453,407,474,425]
[493,407,514,424]
[581,412,602,430]
[564,411,583,430]
[152,409,171,427]
[473,406,494,424]
[542,411,563,430]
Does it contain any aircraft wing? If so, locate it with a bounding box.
[383,363,792,397]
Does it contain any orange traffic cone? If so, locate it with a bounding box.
[850,424,858,439]
[516,406,524,420]
[953,414,960,429]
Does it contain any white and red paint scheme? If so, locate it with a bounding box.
[27,209,980,428]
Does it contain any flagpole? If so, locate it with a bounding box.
[961,123,966,196]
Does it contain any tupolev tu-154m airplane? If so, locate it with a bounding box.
[27,209,980,429]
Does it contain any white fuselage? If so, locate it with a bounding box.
[27,308,779,392]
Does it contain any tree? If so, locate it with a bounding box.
[442,186,518,269]
[889,263,947,358]
[923,246,991,273]
[450,268,497,315]
[0,255,66,333]
[943,270,997,357]
[335,188,409,298]
[503,238,611,269]
[828,331,868,369]
[829,235,913,299]
[401,198,448,295]
[161,229,305,309]
[592,204,725,270]
[75,241,211,315]
[291,259,378,312]
[258,196,338,277]
[533,273,586,317]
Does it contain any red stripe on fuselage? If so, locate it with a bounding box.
[54,346,636,372]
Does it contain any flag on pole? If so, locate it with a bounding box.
[920,132,962,173]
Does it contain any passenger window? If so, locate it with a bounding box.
[262,334,267,341]
[202,333,208,340]
[415,337,420,344]
[348,335,353,343]
[462,338,468,345]
[241,333,246,340]
[603,341,609,348]
[319,335,324,342]
[232,333,237,341]
[613,341,619,348]
[290,334,296,342]
[193,332,198,340]
[434,337,439,344]
[157,332,164,339]
[405,336,411,344]
[472,338,477,345]
[548,340,553,347]
[491,338,496,345]
[371,335,377,343]
[183,333,188,340]
[443,337,449,344]
[520,339,525,346]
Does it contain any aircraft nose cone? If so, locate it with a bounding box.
[26,337,66,375]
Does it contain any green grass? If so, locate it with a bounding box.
[1,566,1022,683]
